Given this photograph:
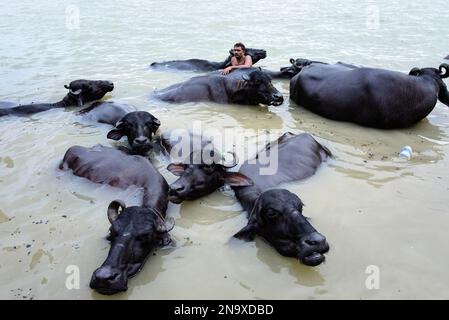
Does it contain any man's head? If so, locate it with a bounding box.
[233,42,246,59]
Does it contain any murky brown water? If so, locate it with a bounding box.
[1,0,449,299]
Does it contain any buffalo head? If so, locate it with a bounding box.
[63,79,114,107]
[409,63,449,107]
[233,189,329,267]
[277,58,313,78]
[167,150,252,204]
[408,63,449,79]
[236,70,284,106]
[107,111,161,155]
[90,200,173,295]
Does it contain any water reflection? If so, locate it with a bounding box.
[285,103,448,187]
[254,238,326,287]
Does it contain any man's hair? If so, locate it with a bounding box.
[233,42,246,52]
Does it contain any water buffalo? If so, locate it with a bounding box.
[77,102,161,155]
[288,58,449,128]
[161,130,252,204]
[106,111,161,155]
[154,68,284,106]
[150,48,267,72]
[60,145,172,295]
[232,132,331,266]
[0,80,114,117]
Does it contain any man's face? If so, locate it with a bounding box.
[234,46,244,59]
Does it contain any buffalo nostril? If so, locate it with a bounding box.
[170,185,185,193]
[274,93,283,101]
[175,185,185,192]
[134,137,149,145]
[305,239,318,246]
[303,232,326,247]
[94,267,120,282]
[107,272,120,281]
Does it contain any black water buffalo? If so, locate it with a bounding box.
[0,80,114,117]
[150,48,267,72]
[106,111,161,155]
[77,102,161,155]
[288,59,449,128]
[154,68,284,106]
[60,145,171,295]
[232,132,331,266]
[161,130,252,204]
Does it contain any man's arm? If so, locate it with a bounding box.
[222,56,253,74]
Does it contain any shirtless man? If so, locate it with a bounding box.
[222,42,253,75]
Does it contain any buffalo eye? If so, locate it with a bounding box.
[146,121,159,132]
[118,121,129,129]
[107,228,118,240]
[264,208,279,219]
[200,164,215,174]
[136,233,152,242]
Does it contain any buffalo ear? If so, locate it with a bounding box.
[159,233,172,246]
[150,118,161,133]
[223,172,253,187]
[107,129,125,141]
[167,163,186,176]
[107,200,126,224]
[233,222,257,241]
[64,84,70,89]
[409,67,421,76]
[153,118,161,127]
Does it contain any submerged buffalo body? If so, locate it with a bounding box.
[232,132,331,266]
[289,59,449,128]
[0,79,114,117]
[150,48,267,72]
[155,68,283,106]
[77,101,136,126]
[60,145,171,295]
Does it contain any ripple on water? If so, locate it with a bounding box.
[1,0,449,300]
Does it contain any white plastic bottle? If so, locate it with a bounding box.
[399,146,413,160]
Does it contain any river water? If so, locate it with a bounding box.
[1,0,449,299]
